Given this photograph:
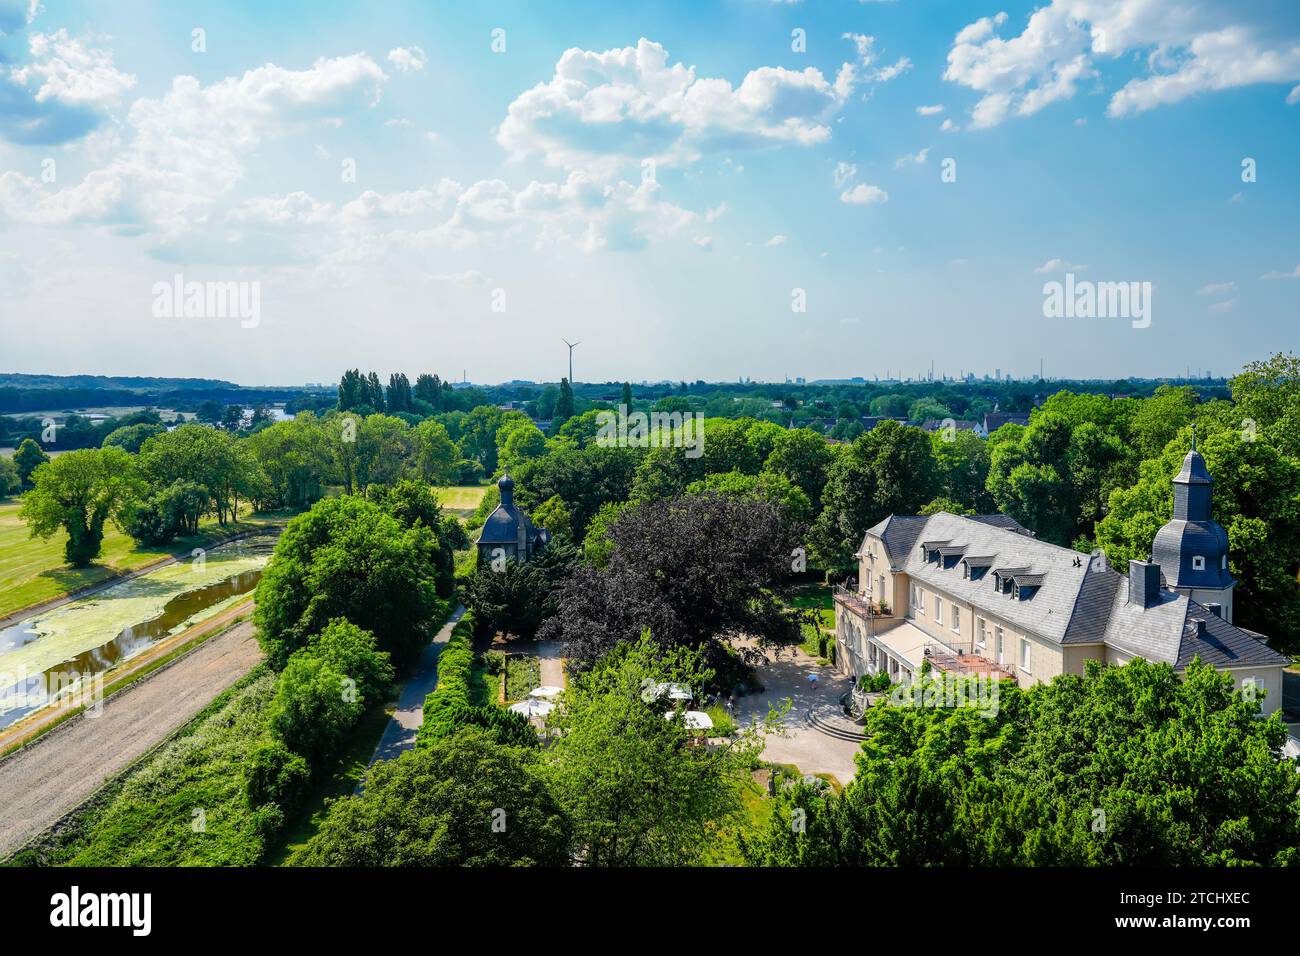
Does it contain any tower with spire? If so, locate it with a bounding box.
[1150,427,1236,621]
[474,472,551,566]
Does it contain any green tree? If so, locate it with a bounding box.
[555,377,576,428]
[14,437,49,488]
[413,418,458,483]
[294,729,571,866]
[762,427,834,510]
[540,633,764,866]
[813,421,938,567]
[0,455,20,497]
[101,422,165,454]
[20,446,143,565]
[254,496,444,671]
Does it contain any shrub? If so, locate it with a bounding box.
[305,618,394,706]
[267,653,364,762]
[427,703,538,748]
[419,616,475,738]
[244,739,311,811]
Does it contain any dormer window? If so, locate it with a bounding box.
[1192,555,1206,571]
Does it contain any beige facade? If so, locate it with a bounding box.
[838,528,1283,714]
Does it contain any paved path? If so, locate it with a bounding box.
[0,619,263,859]
[537,640,565,689]
[364,606,466,773]
[734,642,860,785]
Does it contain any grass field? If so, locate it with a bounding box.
[0,498,279,621]
[431,484,488,516]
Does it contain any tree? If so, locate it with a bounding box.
[747,659,1300,866]
[356,414,415,488]
[413,418,458,483]
[930,429,994,513]
[530,494,573,540]
[139,424,264,524]
[385,373,413,414]
[541,493,800,671]
[512,443,637,540]
[763,427,834,509]
[101,422,165,454]
[254,496,445,671]
[498,421,548,474]
[337,369,367,412]
[294,729,571,866]
[14,437,48,488]
[621,381,633,411]
[541,633,764,866]
[812,420,937,568]
[20,447,143,565]
[267,652,363,763]
[0,455,19,497]
[555,377,576,428]
[244,414,331,511]
[305,617,394,706]
[414,373,446,412]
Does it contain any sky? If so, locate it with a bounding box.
[0,0,1298,386]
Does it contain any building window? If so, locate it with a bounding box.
[976,617,986,650]
[1221,555,1227,569]
[951,605,960,633]
[1192,555,1206,571]
[996,627,1004,664]
[912,585,922,613]
[869,644,877,667]
[934,596,943,621]
[878,574,886,599]
[1020,637,1031,672]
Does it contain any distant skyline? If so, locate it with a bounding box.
[2,0,1299,384]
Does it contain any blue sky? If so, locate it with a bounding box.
[1,0,1298,385]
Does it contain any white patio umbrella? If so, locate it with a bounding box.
[665,710,714,730]
[651,682,693,701]
[509,698,554,718]
[529,685,564,700]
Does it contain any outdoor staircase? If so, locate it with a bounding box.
[803,703,868,742]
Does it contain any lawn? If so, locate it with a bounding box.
[431,484,488,516]
[0,498,279,620]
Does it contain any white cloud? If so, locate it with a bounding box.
[840,184,888,205]
[946,2,1300,128]
[0,54,388,235]
[705,202,727,222]
[10,29,135,109]
[497,38,855,174]
[894,147,929,168]
[840,33,912,85]
[1288,84,1300,105]
[765,234,787,246]
[1261,264,1300,279]
[940,118,958,132]
[916,104,945,115]
[693,235,713,250]
[386,46,426,73]
[1034,257,1087,273]
[832,161,857,188]
[226,191,333,226]
[1196,281,1235,296]
[1207,298,1235,314]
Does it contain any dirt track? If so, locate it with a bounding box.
[0,619,263,859]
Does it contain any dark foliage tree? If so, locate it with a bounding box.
[541,492,800,672]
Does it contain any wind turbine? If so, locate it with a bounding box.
[562,338,580,384]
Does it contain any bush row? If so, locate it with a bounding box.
[417,611,536,748]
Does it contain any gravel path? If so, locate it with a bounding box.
[0,619,263,859]
[362,606,466,777]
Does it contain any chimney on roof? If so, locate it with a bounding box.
[1205,602,1222,618]
[1129,559,1162,609]
[1185,618,1208,639]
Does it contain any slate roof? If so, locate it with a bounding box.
[860,511,1287,669]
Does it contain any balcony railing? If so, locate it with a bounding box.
[832,584,892,619]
